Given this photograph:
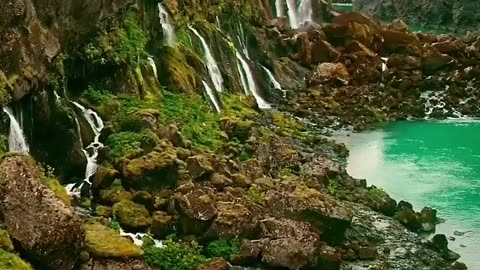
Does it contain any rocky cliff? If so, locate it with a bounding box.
[353,0,480,33]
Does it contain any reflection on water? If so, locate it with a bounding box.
[335,120,480,269]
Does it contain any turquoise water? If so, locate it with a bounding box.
[335,120,480,268]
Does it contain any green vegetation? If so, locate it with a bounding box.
[327,180,339,196]
[84,12,147,65]
[368,187,387,200]
[204,238,240,260]
[106,131,159,161]
[0,249,32,270]
[0,72,12,107]
[107,219,121,232]
[0,135,7,156]
[41,177,71,206]
[84,222,143,257]
[247,185,265,205]
[82,85,112,104]
[144,239,208,270]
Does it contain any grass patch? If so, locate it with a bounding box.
[204,238,240,260]
[144,239,208,270]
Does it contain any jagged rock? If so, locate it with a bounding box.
[197,258,229,270]
[150,211,174,239]
[186,155,214,179]
[204,201,258,239]
[306,62,351,87]
[0,155,83,270]
[84,222,143,258]
[311,40,341,64]
[432,234,449,253]
[92,166,120,190]
[81,258,155,270]
[346,40,377,57]
[419,206,437,232]
[122,140,178,189]
[113,200,152,229]
[175,188,217,235]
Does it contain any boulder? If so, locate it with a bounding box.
[432,40,465,54]
[113,200,153,229]
[306,62,351,87]
[421,55,454,74]
[197,258,229,270]
[388,19,409,32]
[358,246,378,260]
[175,188,217,235]
[122,140,178,189]
[150,211,174,239]
[84,222,143,258]
[81,259,154,270]
[311,40,341,64]
[204,201,258,239]
[0,155,83,270]
[382,30,420,50]
[99,181,133,205]
[92,166,120,190]
[186,155,214,179]
[302,155,344,185]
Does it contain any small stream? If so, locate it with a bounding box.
[335,119,480,269]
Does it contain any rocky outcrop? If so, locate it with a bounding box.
[353,0,480,33]
[0,155,83,270]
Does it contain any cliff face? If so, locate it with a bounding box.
[353,0,480,32]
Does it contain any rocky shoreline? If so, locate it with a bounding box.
[0,0,477,269]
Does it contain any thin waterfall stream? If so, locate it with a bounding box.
[158,3,176,46]
[2,106,29,153]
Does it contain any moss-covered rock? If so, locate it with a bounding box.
[99,180,133,205]
[92,166,120,190]
[0,229,14,252]
[186,155,214,180]
[84,222,143,258]
[113,200,152,229]
[41,177,71,206]
[150,211,174,239]
[95,206,113,218]
[0,249,33,270]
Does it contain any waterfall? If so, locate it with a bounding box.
[262,66,287,98]
[188,26,224,93]
[70,102,104,195]
[381,57,388,72]
[286,0,299,28]
[54,90,62,103]
[215,16,221,30]
[421,91,447,119]
[275,0,284,17]
[2,107,29,153]
[298,0,313,26]
[158,3,176,46]
[201,81,221,112]
[148,57,158,78]
[235,52,271,109]
[120,228,163,247]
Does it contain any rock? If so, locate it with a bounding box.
[259,218,321,269]
[311,40,341,64]
[132,191,153,207]
[0,155,83,270]
[95,205,113,218]
[302,155,344,185]
[210,173,232,188]
[450,261,468,270]
[0,249,33,270]
[168,124,189,148]
[122,140,178,190]
[432,234,449,253]
[0,229,14,252]
[150,211,174,239]
[388,19,409,32]
[382,29,420,50]
[113,200,152,229]
[346,40,377,57]
[81,258,154,270]
[197,258,229,270]
[364,187,397,216]
[230,240,261,265]
[317,245,342,269]
[84,222,143,258]
[92,166,120,190]
[421,55,454,74]
[175,188,217,235]
[306,62,351,87]
[358,246,378,260]
[432,40,465,54]
[220,118,255,143]
[231,173,252,188]
[394,208,421,231]
[186,155,214,179]
[204,201,258,239]
[99,181,133,205]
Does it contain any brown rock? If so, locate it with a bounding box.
[302,155,344,185]
[421,55,454,74]
[197,258,229,270]
[92,166,120,190]
[81,258,154,270]
[205,201,258,239]
[187,155,215,179]
[382,29,420,50]
[151,211,174,239]
[175,188,217,235]
[311,40,341,64]
[388,19,409,32]
[0,155,83,270]
[346,40,377,57]
[358,246,378,260]
[306,62,351,87]
[432,40,465,54]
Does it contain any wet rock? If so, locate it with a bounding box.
[432,234,449,253]
[113,200,152,229]
[0,155,83,270]
[450,261,468,270]
[92,166,120,190]
[186,155,214,180]
[197,258,229,270]
[175,188,217,235]
[84,222,143,258]
[306,62,351,87]
[394,207,421,231]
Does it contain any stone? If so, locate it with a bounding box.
[432,40,465,54]
[0,155,83,270]
[382,29,420,50]
[113,201,152,229]
[421,55,454,74]
[432,234,449,253]
[231,173,252,188]
[150,211,174,239]
[450,262,468,270]
[175,188,217,235]
[186,155,214,179]
[81,258,153,270]
[302,155,344,185]
[210,173,232,188]
[92,166,119,190]
[168,124,189,148]
[0,229,14,252]
[306,62,351,87]
[197,258,229,270]
[311,40,341,64]
[99,181,133,205]
[204,201,258,239]
[84,222,143,258]
[394,208,421,231]
[388,19,409,32]
[95,205,113,218]
[230,240,262,265]
[358,246,378,260]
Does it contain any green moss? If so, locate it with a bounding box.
[327,180,339,196]
[0,249,32,270]
[0,135,7,157]
[368,187,387,200]
[0,72,12,107]
[84,222,143,257]
[41,177,71,206]
[107,219,121,232]
[106,131,161,161]
[204,238,240,260]
[99,180,133,204]
[144,239,208,270]
[82,85,113,105]
[246,185,265,205]
[0,230,14,252]
[84,12,147,65]
[113,200,152,228]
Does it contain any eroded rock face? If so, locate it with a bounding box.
[0,155,83,270]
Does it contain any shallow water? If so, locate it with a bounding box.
[335,120,480,268]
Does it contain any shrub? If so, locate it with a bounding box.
[204,238,240,260]
[144,239,208,270]
[82,86,111,105]
[106,132,143,160]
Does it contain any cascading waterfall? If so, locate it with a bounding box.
[68,102,104,195]
[148,57,158,78]
[262,65,287,98]
[235,51,271,109]
[297,0,313,26]
[188,26,224,93]
[158,3,176,46]
[275,0,284,17]
[286,0,299,28]
[2,106,29,153]
[202,80,221,112]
